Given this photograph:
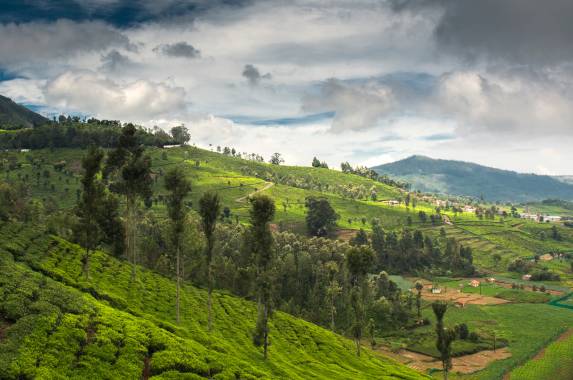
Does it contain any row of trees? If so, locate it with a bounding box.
[340,161,410,189]
[69,125,282,359]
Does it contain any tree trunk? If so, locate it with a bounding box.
[330,293,335,332]
[356,338,361,357]
[84,247,90,280]
[208,263,213,331]
[126,196,137,281]
[263,302,268,360]
[176,244,180,324]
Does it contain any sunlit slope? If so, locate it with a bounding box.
[0,222,428,379]
[2,146,409,230]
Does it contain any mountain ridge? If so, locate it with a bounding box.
[372,155,573,203]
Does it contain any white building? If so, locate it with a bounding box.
[463,206,476,213]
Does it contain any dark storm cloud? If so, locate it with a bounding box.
[0,0,253,27]
[0,20,132,67]
[153,42,201,58]
[242,64,271,85]
[390,0,573,66]
[100,49,136,72]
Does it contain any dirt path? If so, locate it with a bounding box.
[235,182,274,202]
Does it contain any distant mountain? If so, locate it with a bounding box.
[0,94,48,128]
[372,155,573,203]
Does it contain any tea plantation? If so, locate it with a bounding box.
[0,222,427,379]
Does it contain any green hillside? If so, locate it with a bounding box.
[0,222,426,379]
[0,95,49,129]
[3,146,573,284]
[372,155,573,203]
[2,140,573,379]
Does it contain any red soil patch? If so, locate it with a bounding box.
[376,345,511,375]
[336,229,356,241]
[415,279,510,306]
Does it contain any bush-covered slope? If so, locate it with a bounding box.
[0,222,427,379]
[0,95,48,128]
[372,155,573,202]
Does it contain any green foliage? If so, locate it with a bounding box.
[305,196,339,237]
[0,222,427,379]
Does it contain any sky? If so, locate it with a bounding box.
[0,0,572,174]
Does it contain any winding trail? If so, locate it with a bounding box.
[235,182,274,203]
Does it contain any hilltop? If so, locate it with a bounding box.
[0,95,49,128]
[372,155,573,203]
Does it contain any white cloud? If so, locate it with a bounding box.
[43,71,187,120]
[436,70,573,138]
[302,79,396,132]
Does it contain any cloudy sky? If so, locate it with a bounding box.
[1,0,572,174]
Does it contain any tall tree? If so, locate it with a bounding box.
[432,301,455,380]
[325,261,341,332]
[346,245,375,356]
[75,145,105,279]
[165,167,191,324]
[170,125,191,145]
[305,196,339,237]
[104,124,153,280]
[414,281,424,320]
[269,152,284,165]
[199,191,221,331]
[249,195,276,359]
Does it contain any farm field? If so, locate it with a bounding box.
[508,329,573,380]
[374,301,572,379]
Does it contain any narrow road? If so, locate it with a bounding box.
[235,182,274,203]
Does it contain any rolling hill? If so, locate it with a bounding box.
[0,94,49,128]
[372,155,573,203]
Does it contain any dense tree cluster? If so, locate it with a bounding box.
[0,119,184,149]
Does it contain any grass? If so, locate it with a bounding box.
[0,222,427,379]
[509,329,573,380]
